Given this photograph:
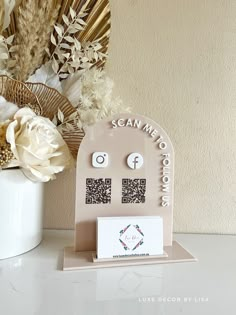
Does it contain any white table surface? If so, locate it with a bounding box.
[0,230,235,315]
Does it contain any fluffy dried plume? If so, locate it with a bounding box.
[61,67,130,127]
[9,0,60,81]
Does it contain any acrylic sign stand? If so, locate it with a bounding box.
[63,113,196,270]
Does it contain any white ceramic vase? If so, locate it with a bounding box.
[0,169,44,259]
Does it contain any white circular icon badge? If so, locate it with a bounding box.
[127,153,144,170]
[92,152,109,168]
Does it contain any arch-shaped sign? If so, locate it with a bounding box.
[75,113,174,251]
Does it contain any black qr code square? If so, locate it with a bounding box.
[122,178,146,203]
[86,178,112,204]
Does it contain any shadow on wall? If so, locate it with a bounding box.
[43,168,76,229]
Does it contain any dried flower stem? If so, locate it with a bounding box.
[49,7,105,79]
[50,9,85,61]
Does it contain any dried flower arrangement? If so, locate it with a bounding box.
[0,0,128,182]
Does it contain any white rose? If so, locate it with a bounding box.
[6,108,73,182]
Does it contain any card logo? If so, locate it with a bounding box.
[119,224,144,251]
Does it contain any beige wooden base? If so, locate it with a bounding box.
[63,241,197,270]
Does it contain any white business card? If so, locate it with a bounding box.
[97,216,163,259]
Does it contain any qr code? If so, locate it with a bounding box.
[122,179,146,203]
[86,178,112,204]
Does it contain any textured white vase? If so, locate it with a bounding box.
[0,169,44,259]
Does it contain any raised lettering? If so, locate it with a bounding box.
[143,123,153,134]
[111,120,117,128]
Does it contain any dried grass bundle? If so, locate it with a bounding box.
[9,0,60,81]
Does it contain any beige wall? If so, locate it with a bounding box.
[44,0,236,233]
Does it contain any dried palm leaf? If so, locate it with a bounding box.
[0,75,42,114]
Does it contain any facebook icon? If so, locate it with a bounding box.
[127,153,144,170]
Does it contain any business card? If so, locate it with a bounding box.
[97,216,163,259]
